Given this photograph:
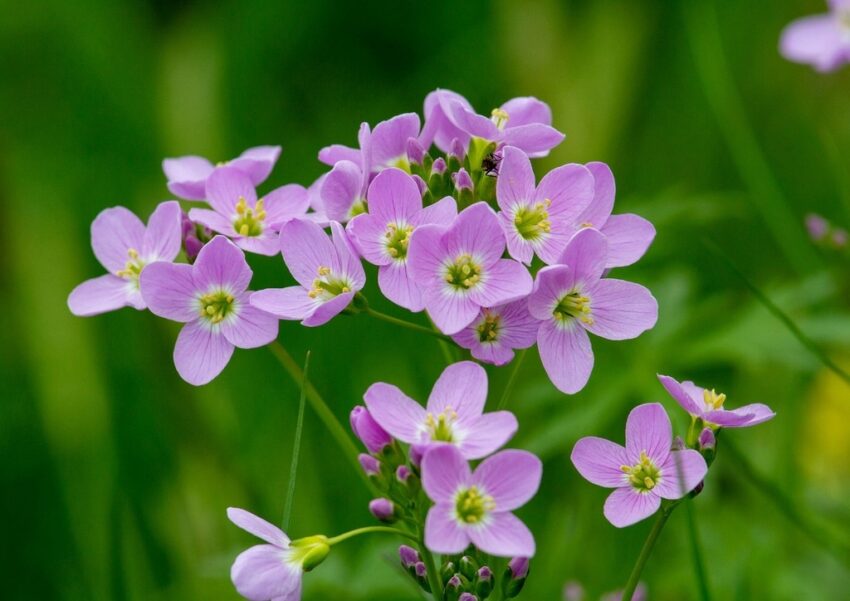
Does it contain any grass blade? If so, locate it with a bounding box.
[282,351,310,531]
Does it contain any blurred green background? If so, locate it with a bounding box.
[3,0,850,599]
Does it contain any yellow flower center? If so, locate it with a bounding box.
[308,266,352,300]
[384,223,414,260]
[553,291,593,325]
[621,451,661,493]
[232,196,266,237]
[115,248,146,287]
[703,388,726,410]
[514,200,552,241]
[199,290,235,324]
[425,406,458,442]
[490,108,510,130]
[444,254,483,291]
[476,311,501,343]
[455,486,496,524]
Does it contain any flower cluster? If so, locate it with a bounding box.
[571,376,774,528]
[780,0,850,72]
[68,88,657,395]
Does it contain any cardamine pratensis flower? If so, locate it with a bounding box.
[163,145,281,201]
[228,507,330,601]
[571,403,707,527]
[140,236,278,385]
[365,361,517,459]
[348,168,457,311]
[421,445,541,556]
[250,219,365,326]
[188,166,309,256]
[780,0,850,72]
[451,300,539,366]
[349,405,393,454]
[319,112,420,173]
[319,123,372,222]
[496,146,595,264]
[68,200,182,316]
[408,202,533,335]
[657,375,776,428]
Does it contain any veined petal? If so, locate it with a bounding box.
[263,184,310,227]
[371,113,421,169]
[231,544,300,601]
[421,444,472,503]
[68,274,137,316]
[140,262,198,322]
[330,221,365,289]
[414,195,458,227]
[173,321,234,386]
[348,214,391,266]
[603,487,660,528]
[584,278,658,341]
[228,145,281,185]
[227,507,289,546]
[496,146,536,213]
[472,449,541,511]
[555,228,607,285]
[444,202,505,266]
[220,299,278,349]
[91,206,145,273]
[571,437,630,488]
[459,412,518,459]
[424,287,480,335]
[467,512,535,557]
[143,200,183,261]
[302,291,353,327]
[250,287,318,321]
[192,236,252,294]
[366,168,422,224]
[163,155,214,200]
[187,208,237,237]
[500,96,552,127]
[408,224,449,282]
[378,262,424,312]
[321,159,362,222]
[364,382,427,443]
[427,361,488,422]
[577,162,616,227]
[527,265,572,320]
[280,218,340,289]
[534,163,594,224]
[468,259,532,308]
[235,232,282,257]
[502,123,564,157]
[625,403,672,466]
[318,143,361,166]
[537,318,594,394]
[655,450,707,500]
[424,503,469,554]
[657,375,703,416]
[602,213,656,268]
[705,403,776,428]
[205,166,257,216]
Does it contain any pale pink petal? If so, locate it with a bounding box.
[467,512,535,557]
[366,168,422,224]
[227,507,289,546]
[414,195,458,227]
[301,291,353,327]
[424,504,469,554]
[318,144,360,166]
[468,259,532,308]
[364,382,427,443]
[348,213,391,266]
[229,145,281,185]
[250,287,318,321]
[556,228,607,284]
[571,437,630,488]
[427,361,488,422]
[780,14,849,72]
[424,287,481,335]
[534,163,594,224]
[496,146,536,212]
[192,236,252,294]
[421,444,472,502]
[473,449,541,511]
[459,412,518,459]
[187,208,237,237]
[603,487,661,528]
[321,160,362,222]
[143,200,183,261]
[705,403,776,428]
[140,262,198,322]
[654,450,707,500]
[502,123,564,157]
[173,321,235,386]
[231,544,300,601]
[444,202,505,266]
[577,162,616,227]
[371,113,421,169]
[263,184,310,227]
[625,403,672,466]
[280,219,340,289]
[658,375,703,416]
[500,97,552,127]
[163,155,214,200]
[68,274,136,316]
[235,234,281,257]
[527,265,571,320]
[378,262,424,311]
[602,214,656,268]
[205,167,257,215]
[408,224,449,282]
[585,279,658,341]
[330,221,365,288]
[537,319,594,394]
[91,206,145,273]
[220,300,278,349]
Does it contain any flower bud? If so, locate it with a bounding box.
[671,435,686,451]
[563,581,585,601]
[368,498,396,523]
[415,561,428,578]
[396,465,412,483]
[452,168,473,192]
[441,561,456,584]
[432,157,447,175]
[358,453,380,477]
[449,138,466,162]
[445,574,466,601]
[502,557,529,598]
[698,428,715,451]
[349,406,392,454]
[399,544,420,568]
[834,228,848,248]
[475,566,493,598]
[459,555,478,580]
[289,535,331,572]
[407,137,426,165]
[411,174,427,196]
[806,213,829,242]
[459,594,478,601]
[410,443,427,467]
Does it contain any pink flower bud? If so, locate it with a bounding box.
[350,406,392,453]
[368,498,396,523]
[358,453,380,477]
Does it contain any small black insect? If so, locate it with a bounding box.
[482,152,501,176]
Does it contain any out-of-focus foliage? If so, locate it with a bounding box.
[2,0,849,599]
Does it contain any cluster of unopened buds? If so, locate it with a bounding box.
[68,88,776,601]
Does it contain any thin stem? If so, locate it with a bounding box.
[267,341,372,491]
[326,526,418,546]
[418,521,443,599]
[496,349,528,411]
[684,500,712,601]
[703,238,850,388]
[621,505,676,601]
[282,351,310,531]
[364,307,453,342]
[724,438,850,568]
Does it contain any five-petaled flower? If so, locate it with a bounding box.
[421,444,542,557]
[528,228,658,394]
[451,300,539,366]
[409,202,533,335]
[188,166,309,256]
[571,403,708,528]
[658,375,776,429]
[348,168,457,311]
[250,219,365,327]
[68,201,182,316]
[365,361,518,460]
[163,146,281,201]
[140,236,278,385]
[496,145,595,265]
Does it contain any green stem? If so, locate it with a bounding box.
[724,438,850,568]
[267,341,372,491]
[621,504,676,601]
[496,348,527,411]
[326,526,418,546]
[364,307,454,343]
[282,351,310,531]
[684,500,712,601]
[703,238,850,388]
[418,522,443,599]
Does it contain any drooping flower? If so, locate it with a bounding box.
[163,146,281,201]
[319,113,420,173]
[140,236,278,385]
[188,166,309,256]
[421,444,541,556]
[350,405,393,453]
[451,300,539,366]
[657,375,776,429]
[364,361,517,460]
[496,146,595,264]
[408,202,533,335]
[319,123,372,222]
[348,168,457,311]
[419,89,476,153]
[563,162,656,268]
[780,0,850,72]
[250,219,365,327]
[528,228,657,394]
[68,201,182,316]
[429,89,565,158]
[228,508,330,601]
[571,403,707,528]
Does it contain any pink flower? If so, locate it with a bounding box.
[188,166,309,256]
[68,201,182,316]
[348,168,457,311]
[421,445,542,557]
[140,236,278,385]
[250,219,365,327]
[163,145,281,201]
[528,228,658,394]
[319,112,421,173]
[318,123,372,222]
[451,300,539,366]
[408,202,533,335]
[658,375,776,428]
[364,361,517,460]
[780,0,850,73]
[571,403,707,528]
